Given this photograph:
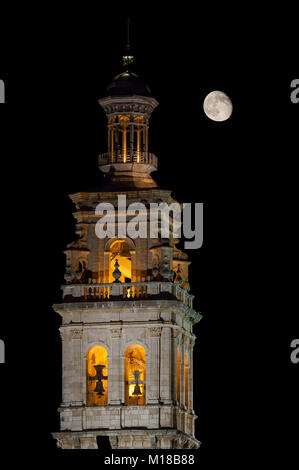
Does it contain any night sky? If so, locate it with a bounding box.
[0,7,298,464]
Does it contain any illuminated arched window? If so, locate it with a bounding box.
[86,345,108,406]
[177,347,181,403]
[109,240,132,283]
[125,344,146,405]
[134,116,144,161]
[185,353,189,408]
[119,115,130,162]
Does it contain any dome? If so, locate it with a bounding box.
[106,71,152,97]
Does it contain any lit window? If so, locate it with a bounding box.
[109,240,131,283]
[185,353,189,408]
[86,345,108,406]
[125,344,146,405]
[177,347,181,403]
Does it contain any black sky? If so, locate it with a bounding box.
[0,6,298,464]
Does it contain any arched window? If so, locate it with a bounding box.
[125,344,146,405]
[177,347,181,403]
[185,353,189,408]
[109,240,132,283]
[86,345,108,406]
[119,115,130,161]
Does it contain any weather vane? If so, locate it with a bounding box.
[122,17,134,69]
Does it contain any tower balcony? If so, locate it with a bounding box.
[61,281,199,320]
[98,151,158,170]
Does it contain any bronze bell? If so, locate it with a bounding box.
[94,380,105,396]
[89,364,108,397]
[132,384,142,396]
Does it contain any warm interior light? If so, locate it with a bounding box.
[125,344,146,405]
[177,347,181,402]
[119,115,129,162]
[123,55,134,66]
[185,353,189,407]
[109,240,131,283]
[134,116,144,163]
[86,345,108,406]
[128,370,144,396]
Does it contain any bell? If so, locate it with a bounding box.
[132,384,142,396]
[95,381,105,396]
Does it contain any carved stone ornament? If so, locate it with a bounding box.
[172,328,179,339]
[71,329,83,340]
[149,327,162,337]
[111,327,122,338]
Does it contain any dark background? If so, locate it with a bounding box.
[0,5,298,465]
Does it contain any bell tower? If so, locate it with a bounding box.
[52,29,201,450]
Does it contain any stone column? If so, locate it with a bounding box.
[97,238,105,283]
[60,328,71,405]
[139,239,148,281]
[130,120,134,156]
[120,352,125,405]
[146,120,149,154]
[134,238,141,282]
[110,327,122,405]
[115,122,119,158]
[130,250,136,282]
[172,328,179,404]
[187,337,195,437]
[70,328,83,405]
[111,125,114,158]
[183,335,191,408]
[142,123,146,152]
[181,335,189,434]
[147,327,161,404]
[108,123,111,152]
[160,326,172,404]
[189,337,195,411]
[104,251,110,283]
[180,335,185,408]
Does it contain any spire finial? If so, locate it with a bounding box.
[126,16,130,50]
[122,16,134,69]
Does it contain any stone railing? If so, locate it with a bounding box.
[61,281,194,310]
[98,151,158,168]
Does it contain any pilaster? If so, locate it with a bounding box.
[110,327,122,405]
[147,326,161,404]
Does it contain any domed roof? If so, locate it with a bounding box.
[106,71,152,97]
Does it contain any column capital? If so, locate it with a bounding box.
[111,327,122,338]
[149,326,162,338]
[71,329,83,340]
[172,328,179,339]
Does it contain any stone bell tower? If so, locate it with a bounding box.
[52,40,201,450]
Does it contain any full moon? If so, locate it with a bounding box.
[203,90,233,122]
